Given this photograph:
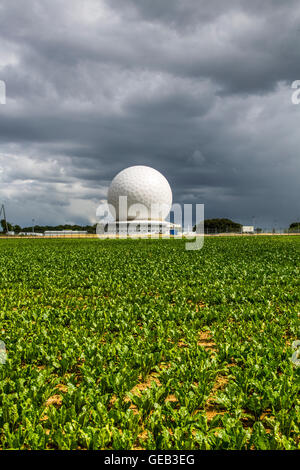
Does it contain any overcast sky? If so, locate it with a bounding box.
[0,0,299,228]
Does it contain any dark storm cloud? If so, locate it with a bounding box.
[0,0,299,227]
[106,0,300,93]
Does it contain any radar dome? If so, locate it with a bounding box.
[107,166,172,221]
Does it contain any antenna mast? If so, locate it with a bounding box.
[0,204,8,233]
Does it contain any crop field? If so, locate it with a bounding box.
[0,236,299,450]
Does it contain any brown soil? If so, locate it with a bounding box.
[45,394,63,407]
[197,331,217,352]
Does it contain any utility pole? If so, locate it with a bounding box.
[0,204,8,233]
[32,219,35,234]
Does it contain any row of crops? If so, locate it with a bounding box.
[0,236,299,449]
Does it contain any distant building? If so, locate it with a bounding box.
[19,232,43,236]
[242,226,254,233]
[44,230,87,236]
[103,222,181,236]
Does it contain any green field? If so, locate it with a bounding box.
[0,236,299,450]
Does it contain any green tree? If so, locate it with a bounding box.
[1,219,13,233]
[289,222,300,232]
[194,218,242,233]
[13,225,22,234]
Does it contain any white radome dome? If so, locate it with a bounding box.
[108,166,172,221]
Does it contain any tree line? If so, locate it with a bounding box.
[193,218,300,233]
[1,218,299,234]
[0,220,97,234]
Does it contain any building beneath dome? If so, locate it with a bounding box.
[104,220,181,236]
